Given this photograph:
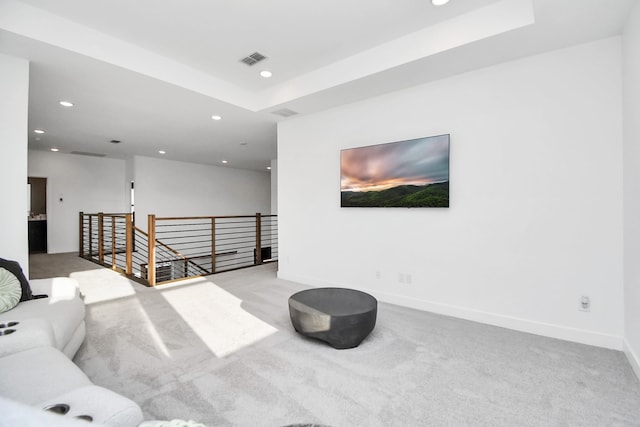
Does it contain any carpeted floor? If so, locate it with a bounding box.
[30,253,640,426]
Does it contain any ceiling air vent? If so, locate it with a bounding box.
[271,108,298,118]
[110,139,121,144]
[240,51,267,66]
[70,151,106,158]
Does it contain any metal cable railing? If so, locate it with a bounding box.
[79,212,277,286]
[79,212,129,273]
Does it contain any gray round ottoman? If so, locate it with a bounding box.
[288,287,377,349]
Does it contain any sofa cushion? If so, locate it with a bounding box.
[0,267,22,313]
[38,385,144,427]
[0,258,33,302]
[0,318,56,358]
[0,396,97,427]
[0,346,92,405]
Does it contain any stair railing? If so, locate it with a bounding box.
[79,212,278,286]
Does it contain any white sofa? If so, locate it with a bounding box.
[0,347,143,426]
[0,277,85,358]
[0,276,144,426]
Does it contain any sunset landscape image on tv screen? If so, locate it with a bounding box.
[340,134,449,208]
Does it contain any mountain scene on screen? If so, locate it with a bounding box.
[340,134,450,208]
[341,181,449,207]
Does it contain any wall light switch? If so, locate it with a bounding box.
[580,296,590,312]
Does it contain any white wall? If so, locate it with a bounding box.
[28,150,128,254]
[25,152,270,253]
[270,159,278,214]
[133,156,271,228]
[0,53,30,275]
[278,38,624,349]
[623,3,640,378]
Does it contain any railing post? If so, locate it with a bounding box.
[132,211,136,252]
[148,214,156,286]
[111,216,117,270]
[125,213,133,276]
[98,212,104,263]
[88,215,93,257]
[255,212,262,265]
[211,217,216,274]
[79,212,84,257]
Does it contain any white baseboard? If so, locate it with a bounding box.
[277,271,624,351]
[624,339,640,381]
[278,271,339,289]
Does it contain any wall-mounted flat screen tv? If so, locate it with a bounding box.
[340,134,449,208]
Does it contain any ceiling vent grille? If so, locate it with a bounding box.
[240,52,267,66]
[70,151,106,157]
[110,139,121,144]
[271,108,298,118]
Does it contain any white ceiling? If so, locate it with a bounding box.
[0,0,635,171]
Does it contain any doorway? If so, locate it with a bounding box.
[28,177,47,253]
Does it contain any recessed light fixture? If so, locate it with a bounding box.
[50,148,60,152]
[59,101,74,107]
[432,0,450,5]
[221,160,228,164]
[158,150,166,154]
[211,115,222,121]
[267,166,271,170]
[34,129,45,134]
[260,70,272,78]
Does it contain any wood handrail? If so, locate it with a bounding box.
[155,214,277,221]
[82,213,129,218]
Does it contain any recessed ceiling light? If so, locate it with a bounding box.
[211,115,222,121]
[34,129,45,134]
[50,148,60,152]
[260,70,272,78]
[267,166,271,170]
[432,0,450,5]
[59,101,74,107]
[158,150,166,154]
[221,160,228,164]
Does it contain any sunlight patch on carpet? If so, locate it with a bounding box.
[70,268,136,304]
[134,298,172,358]
[159,280,278,357]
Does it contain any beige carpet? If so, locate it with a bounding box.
[30,253,640,426]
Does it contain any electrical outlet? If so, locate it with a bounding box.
[398,272,412,284]
[579,296,590,312]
